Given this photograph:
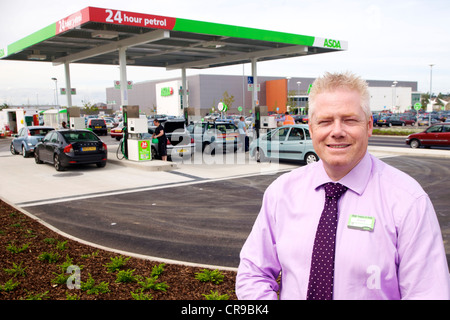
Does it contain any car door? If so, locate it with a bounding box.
[38,132,52,162]
[443,125,450,146]
[43,132,59,162]
[424,125,443,146]
[267,127,289,158]
[280,127,307,160]
[13,128,26,152]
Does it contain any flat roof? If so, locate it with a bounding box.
[0,7,347,70]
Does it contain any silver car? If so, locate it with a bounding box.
[10,126,55,157]
[249,124,319,164]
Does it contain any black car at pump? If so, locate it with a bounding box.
[34,129,107,171]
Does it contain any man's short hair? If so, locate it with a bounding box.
[308,71,371,120]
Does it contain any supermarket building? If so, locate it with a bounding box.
[105,74,418,117]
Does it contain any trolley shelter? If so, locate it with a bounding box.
[0,6,347,110]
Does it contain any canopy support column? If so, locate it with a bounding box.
[64,62,72,108]
[251,58,258,110]
[181,67,188,114]
[119,47,128,106]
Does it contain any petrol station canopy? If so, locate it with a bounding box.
[0,6,347,69]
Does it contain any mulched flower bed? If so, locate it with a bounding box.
[0,200,237,300]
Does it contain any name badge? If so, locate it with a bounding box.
[347,214,375,231]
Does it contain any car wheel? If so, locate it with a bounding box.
[255,148,267,163]
[410,139,420,149]
[305,152,319,164]
[10,143,18,155]
[34,151,43,164]
[203,143,215,155]
[54,154,65,171]
[96,162,106,168]
[22,145,28,158]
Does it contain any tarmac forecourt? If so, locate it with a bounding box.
[0,141,448,270]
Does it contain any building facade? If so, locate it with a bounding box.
[105,74,418,117]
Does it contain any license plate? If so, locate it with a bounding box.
[226,137,235,141]
[95,126,101,129]
[82,147,96,151]
[178,148,187,153]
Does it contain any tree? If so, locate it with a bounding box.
[221,91,235,111]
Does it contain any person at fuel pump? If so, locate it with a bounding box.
[238,116,247,152]
[276,111,295,125]
[152,119,167,161]
[236,71,450,300]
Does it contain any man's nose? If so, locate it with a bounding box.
[330,120,346,137]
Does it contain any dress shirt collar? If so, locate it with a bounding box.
[313,151,372,196]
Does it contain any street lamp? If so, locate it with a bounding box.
[429,64,435,125]
[286,77,291,113]
[297,81,301,114]
[391,81,398,112]
[51,77,59,126]
[51,78,59,106]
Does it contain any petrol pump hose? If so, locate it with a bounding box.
[116,126,128,160]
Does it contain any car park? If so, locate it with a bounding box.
[87,118,107,136]
[145,118,195,160]
[405,123,450,149]
[34,129,107,171]
[249,124,319,164]
[187,121,241,154]
[10,126,54,157]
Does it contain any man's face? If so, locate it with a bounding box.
[309,88,373,180]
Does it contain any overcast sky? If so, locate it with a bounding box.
[1,0,449,106]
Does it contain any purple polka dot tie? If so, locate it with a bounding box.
[306,182,348,300]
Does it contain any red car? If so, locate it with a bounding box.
[110,124,123,141]
[405,123,450,148]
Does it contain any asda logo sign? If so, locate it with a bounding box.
[323,39,341,49]
[161,87,174,96]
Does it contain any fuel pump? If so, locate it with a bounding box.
[122,105,150,161]
[68,107,85,129]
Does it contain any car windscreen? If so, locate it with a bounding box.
[29,128,54,136]
[90,120,105,126]
[61,131,100,143]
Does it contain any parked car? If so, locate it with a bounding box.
[187,121,241,154]
[110,123,124,140]
[417,116,439,126]
[187,121,242,154]
[376,116,391,127]
[405,123,450,148]
[34,129,107,171]
[399,115,417,126]
[249,124,319,164]
[144,119,195,160]
[10,126,54,157]
[87,118,107,136]
[377,116,405,127]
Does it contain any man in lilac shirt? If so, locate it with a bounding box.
[236,72,450,299]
